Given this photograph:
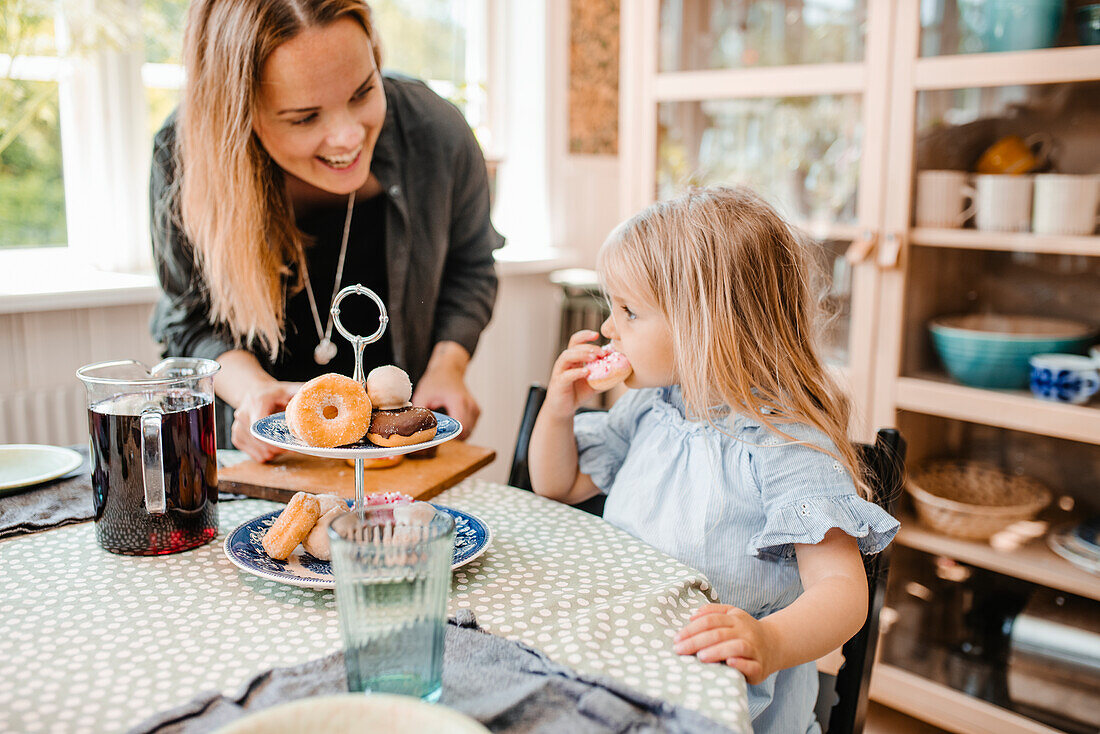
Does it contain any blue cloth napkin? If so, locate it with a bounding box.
[0,447,245,539]
[128,611,731,734]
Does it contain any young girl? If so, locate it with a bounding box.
[529,186,899,734]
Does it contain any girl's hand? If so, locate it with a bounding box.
[673,604,780,685]
[543,330,603,420]
[231,381,303,463]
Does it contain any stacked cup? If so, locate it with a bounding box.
[1032,174,1100,235]
[915,133,1098,235]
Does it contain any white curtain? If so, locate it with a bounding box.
[57,0,151,273]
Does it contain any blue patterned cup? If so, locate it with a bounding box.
[1029,354,1100,405]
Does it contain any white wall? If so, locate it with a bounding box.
[465,269,561,482]
[0,303,161,446]
[546,0,622,266]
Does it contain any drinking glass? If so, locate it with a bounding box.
[328,505,456,702]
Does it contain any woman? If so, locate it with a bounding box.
[150,0,502,461]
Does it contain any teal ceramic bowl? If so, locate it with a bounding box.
[929,314,1095,389]
[960,0,1065,52]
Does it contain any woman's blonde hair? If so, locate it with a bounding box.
[177,0,383,357]
[598,186,869,497]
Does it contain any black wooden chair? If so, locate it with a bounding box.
[508,383,905,734]
[509,384,606,516]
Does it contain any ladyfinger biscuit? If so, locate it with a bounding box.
[301,505,348,561]
[314,493,347,516]
[261,491,320,560]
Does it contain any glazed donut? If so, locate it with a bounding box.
[261,491,320,560]
[345,455,405,470]
[367,406,437,447]
[285,373,372,448]
[586,347,633,391]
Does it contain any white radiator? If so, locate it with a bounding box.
[0,385,88,447]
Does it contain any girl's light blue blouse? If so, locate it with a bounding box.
[574,386,899,734]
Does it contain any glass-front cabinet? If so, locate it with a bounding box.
[623,0,895,438]
[623,2,1100,732]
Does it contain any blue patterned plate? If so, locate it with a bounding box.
[251,411,461,460]
[224,503,491,589]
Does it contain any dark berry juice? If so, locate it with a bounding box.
[88,390,218,555]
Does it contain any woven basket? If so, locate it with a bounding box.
[907,461,1051,540]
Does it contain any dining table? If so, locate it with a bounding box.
[0,456,752,733]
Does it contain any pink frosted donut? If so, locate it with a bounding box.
[285,373,373,448]
[586,347,633,391]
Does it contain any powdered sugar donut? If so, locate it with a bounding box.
[366,365,413,409]
[586,347,632,391]
[285,373,372,448]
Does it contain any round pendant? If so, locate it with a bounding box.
[314,338,338,365]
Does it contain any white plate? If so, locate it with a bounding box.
[251,411,461,460]
[213,693,489,734]
[1048,525,1100,575]
[0,444,84,494]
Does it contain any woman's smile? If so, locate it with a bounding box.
[317,146,363,170]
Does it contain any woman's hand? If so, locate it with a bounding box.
[230,381,302,462]
[542,330,602,421]
[673,604,780,685]
[412,341,479,439]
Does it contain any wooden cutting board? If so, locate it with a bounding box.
[217,441,495,503]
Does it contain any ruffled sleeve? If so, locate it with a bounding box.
[744,421,900,560]
[573,388,652,493]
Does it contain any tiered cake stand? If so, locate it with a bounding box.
[250,285,461,510]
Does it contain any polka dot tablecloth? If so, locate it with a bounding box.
[0,480,750,734]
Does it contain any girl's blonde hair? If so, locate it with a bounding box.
[598,186,869,497]
[177,0,383,357]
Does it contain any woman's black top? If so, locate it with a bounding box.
[279,194,393,382]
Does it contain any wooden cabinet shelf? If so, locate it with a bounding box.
[895,512,1100,602]
[624,4,1100,733]
[913,45,1100,90]
[870,664,1064,734]
[895,375,1100,446]
[910,228,1100,257]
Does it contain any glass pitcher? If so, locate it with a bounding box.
[76,358,220,555]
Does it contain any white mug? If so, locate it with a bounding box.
[916,170,976,228]
[974,174,1034,232]
[1032,174,1100,236]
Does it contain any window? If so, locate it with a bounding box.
[372,0,491,144]
[2,0,493,267]
[1,6,65,249]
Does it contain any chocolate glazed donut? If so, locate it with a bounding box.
[366,406,438,447]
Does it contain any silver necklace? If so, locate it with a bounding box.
[300,192,355,365]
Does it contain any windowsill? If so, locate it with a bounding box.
[0,245,571,315]
[493,244,570,276]
[0,249,159,315]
